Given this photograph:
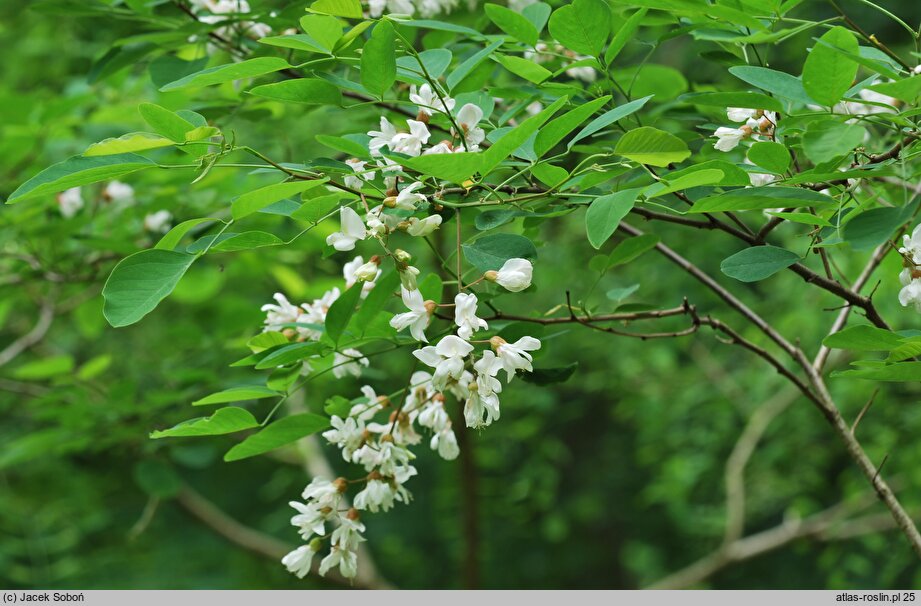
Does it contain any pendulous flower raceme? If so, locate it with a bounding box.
[271,85,541,581]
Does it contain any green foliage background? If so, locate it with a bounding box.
[2,0,921,589]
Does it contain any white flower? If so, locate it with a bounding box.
[56,187,84,218]
[343,256,378,297]
[406,214,443,237]
[323,415,366,461]
[391,120,431,157]
[454,103,486,151]
[282,544,317,579]
[566,59,596,82]
[448,369,473,401]
[354,260,380,282]
[354,479,396,512]
[486,258,533,292]
[319,547,359,579]
[430,428,459,460]
[143,210,172,233]
[417,398,450,432]
[369,0,415,16]
[349,385,385,422]
[454,292,488,340]
[748,171,777,187]
[464,351,503,427]
[525,101,544,116]
[391,182,427,210]
[326,206,367,251]
[404,371,437,411]
[413,335,474,390]
[857,87,898,112]
[409,83,455,116]
[713,126,749,152]
[103,180,135,206]
[261,293,302,332]
[474,350,503,396]
[899,223,921,265]
[492,335,541,381]
[302,477,343,507]
[289,500,332,539]
[898,271,921,313]
[423,141,454,155]
[368,116,399,156]
[365,205,401,237]
[344,158,373,190]
[390,287,432,342]
[400,265,421,291]
[726,107,757,122]
[333,348,369,378]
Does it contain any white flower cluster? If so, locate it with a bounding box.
[188,0,272,40]
[712,107,777,153]
[279,87,542,581]
[261,256,379,378]
[55,182,172,234]
[898,224,921,312]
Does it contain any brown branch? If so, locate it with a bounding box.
[0,300,55,368]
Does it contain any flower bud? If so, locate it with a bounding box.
[483,270,498,282]
[423,300,437,315]
[383,196,398,208]
[355,259,380,282]
[394,249,412,263]
[346,507,361,521]
[333,477,349,493]
[309,537,324,552]
[489,335,507,351]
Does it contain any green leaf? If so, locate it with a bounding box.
[259,34,328,54]
[102,250,196,327]
[844,205,915,251]
[585,189,638,249]
[728,66,814,105]
[159,57,291,92]
[521,362,578,385]
[292,192,343,224]
[614,126,690,167]
[155,218,218,251]
[886,337,921,363]
[496,54,552,84]
[248,78,342,105]
[207,231,284,252]
[232,180,326,220]
[746,142,790,174]
[802,119,866,164]
[361,20,396,98]
[255,342,326,370]
[462,234,538,272]
[482,96,567,174]
[644,169,725,198]
[534,96,609,157]
[300,14,342,52]
[548,0,610,56]
[224,413,331,461]
[12,355,74,380]
[309,0,362,19]
[766,211,833,227]
[138,103,196,142]
[150,407,259,439]
[833,362,921,382]
[446,40,504,91]
[802,26,859,107]
[193,386,280,406]
[720,246,799,282]
[822,325,905,351]
[485,3,539,45]
[84,132,174,156]
[689,187,833,213]
[315,134,369,158]
[680,91,784,113]
[605,7,647,65]
[402,152,483,184]
[568,95,652,148]
[325,282,363,344]
[8,154,155,203]
[867,76,921,104]
[356,270,400,329]
[606,233,659,268]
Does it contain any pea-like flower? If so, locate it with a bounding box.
[454,292,488,340]
[390,287,434,342]
[409,83,455,116]
[413,335,474,390]
[406,215,442,237]
[326,206,367,251]
[390,120,431,157]
[491,335,541,381]
[485,258,533,292]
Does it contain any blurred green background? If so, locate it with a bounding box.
[2,0,921,589]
